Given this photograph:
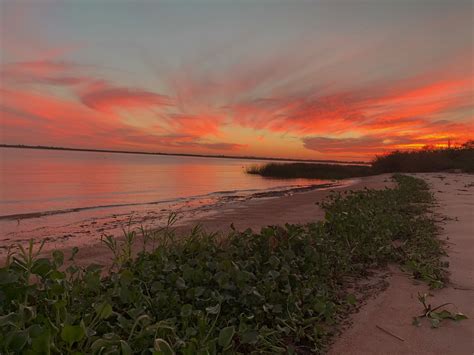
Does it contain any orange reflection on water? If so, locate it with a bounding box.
[0,148,322,217]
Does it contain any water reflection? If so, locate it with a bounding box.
[0,148,321,217]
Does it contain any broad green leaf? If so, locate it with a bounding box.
[27,324,43,338]
[95,302,113,319]
[31,327,51,355]
[0,269,19,284]
[6,331,29,352]
[49,270,66,280]
[31,258,52,277]
[240,331,258,344]
[52,250,64,266]
[454,312,468,321]
[175,277,186,289]
[218,326,235,348]
[120,340,133,355]
[180,304,193,318]
[61,324,85,345]
[69,246,79,261]
[120,269,134,287]
[267,270,280,279]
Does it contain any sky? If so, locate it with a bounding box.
[0,0,473,161]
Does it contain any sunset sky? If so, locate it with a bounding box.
[1,0,473,161]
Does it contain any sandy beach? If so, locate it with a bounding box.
[1,172,472,353]
[329,173,474,354]
[0,174,385,263]
[9,174,392,266]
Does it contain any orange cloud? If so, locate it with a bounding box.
[0,86,242,154]
[302,127,472,160]
[224,72,472,157]
[165,113,225,137]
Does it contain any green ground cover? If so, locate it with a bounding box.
[0,175,446,354]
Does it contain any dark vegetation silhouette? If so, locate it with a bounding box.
[247,162,372,179]
[371,140,474,173]
[248,141,474,179]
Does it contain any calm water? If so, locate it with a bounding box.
[0,148,324,218]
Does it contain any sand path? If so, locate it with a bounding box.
[329,173,474,355]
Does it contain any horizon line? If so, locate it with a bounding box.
[0,144,369,165]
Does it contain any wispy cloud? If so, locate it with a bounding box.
[1,60,87,86]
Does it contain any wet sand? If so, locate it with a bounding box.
[329,173,474,355]
[0,182,340,259]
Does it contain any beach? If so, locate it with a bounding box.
[1,171,472,353]
[1,173,391,266]
[329,173,474,354]
[58,171,474,354]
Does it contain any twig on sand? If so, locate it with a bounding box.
[376,325,405,342]
[452,285,474,291]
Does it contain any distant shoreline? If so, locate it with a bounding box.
[0,144,368,165]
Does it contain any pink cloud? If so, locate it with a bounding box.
[0,86,243,154]
[224,72,473,155]
[1,60,88,86]
[303,119,473,159]
[81,86,173,113]
[303,136,388,155]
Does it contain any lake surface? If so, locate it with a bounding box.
[0,148,326,218]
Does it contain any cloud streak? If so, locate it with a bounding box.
[81,85,173,113]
